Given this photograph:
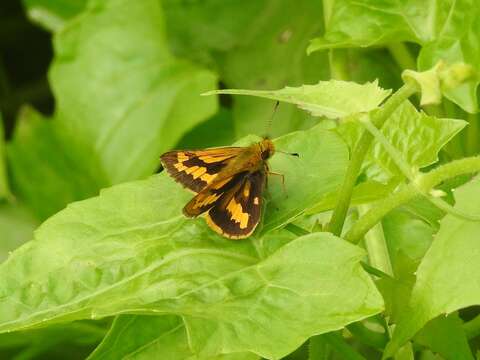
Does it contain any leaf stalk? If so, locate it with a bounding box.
[328,83,418,236]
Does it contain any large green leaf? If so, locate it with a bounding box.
[0,126,382,359]
[338,101,466,182]
[164,0,330,138]
[386,178,480,355]
[163,0,265,62]
[6,107,108,220]
[89,315,259,360]
[308,0,480,113]
[207,80,391,119]
[22,0,87,31]
[0,202,38,263]
[0,114,9,200]
[49,0,217,184]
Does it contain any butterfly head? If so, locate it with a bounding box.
[259,138,275,160]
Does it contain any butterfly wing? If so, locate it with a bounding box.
[206,170,266,239]
[183,171,249,217]
[160,147,243,193]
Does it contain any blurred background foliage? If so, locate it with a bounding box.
[1,0,479,359]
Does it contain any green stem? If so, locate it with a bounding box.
[322,332,367,360]
[418,156,480,190]
[466,113,479,156]
[464,314,480,339]
[329,50,350,81]
[359,205,394,276]
[360,262,393,279]
[345,156,480,243]
[345,186,417,244]
[328,83,418,236]
[284,223,310,236]
[386,43,416,70]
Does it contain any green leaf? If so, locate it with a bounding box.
[0,320,106,360]
[0,202,38,263]
[0,126,381,358]
[89,315,259,360]
[308,0,480,112]
[165,0,331,139]
[163,1,265,61]
[22,0,87,31]
[415,313,473,360]
[205,80,391,119]
[338,101,467,182]
[382,209,435,272]
[0,114,9,200]
[261,126,348,232]
[386,178,480,355]
[49,0,218,184]
[6,107,108,220]
[377,207,436,322]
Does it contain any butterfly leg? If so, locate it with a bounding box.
[268,171,287,196]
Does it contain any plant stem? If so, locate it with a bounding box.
[322,332,367,360]
[328,83,418,236]
[418,156,480,190]
[464,314,480,339]
[329,50,350,81]
[466,113,479,156]
[359,205,394,276]
[386,43,416,70]
[284,223,310,236]
[345,156,480,243]
[360,262,393,279]
[345,186,417,244]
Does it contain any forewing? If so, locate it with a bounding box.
[206,170,265,239]
[160,147,242,193]
[183,171,248,217]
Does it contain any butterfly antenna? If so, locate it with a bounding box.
[276,150,300,157]
[264,101,280,137]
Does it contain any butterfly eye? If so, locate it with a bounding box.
[261,149,271,160]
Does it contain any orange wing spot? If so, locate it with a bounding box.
[239,212,249,229]
[177,152,189,162]
[200,173,217,183]
[243,181,251,198]
[174,163,188,172]
[226,198,249,229]
[194,194,220,209]
[253,197,259,205]
[185,166,199,175]
[199,155,232,163]
[191,166,207,179]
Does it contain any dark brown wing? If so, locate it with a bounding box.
[183,171,249,217]
[206,170,266,239]
[160,147,243,193]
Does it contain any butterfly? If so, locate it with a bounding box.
[160,139,281,239]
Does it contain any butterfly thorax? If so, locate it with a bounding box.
[212,139,274,183]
